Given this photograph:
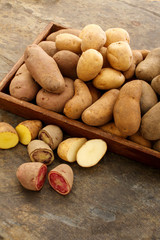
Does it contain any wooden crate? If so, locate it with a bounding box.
[0,22,159,167]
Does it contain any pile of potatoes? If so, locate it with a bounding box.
[0,120,107,194]
[9,24,160,152]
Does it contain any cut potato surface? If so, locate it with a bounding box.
[77,139,107,167]
[0,132,19,149]
[57,137,87,162]
[16,124,31,145]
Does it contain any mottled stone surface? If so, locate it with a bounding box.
[0,0,160,239]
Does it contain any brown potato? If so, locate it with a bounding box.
[46,28,81,41]
[151,75,160,95]
[140,102,160,140]
[79,24,106,51]
[77,49,103,81]
[9,64,40,101]
[24,44,65,94]
[104,28,130,47]
[113,80,142,136]
[100,122,128,138]
[135,47,160,82]
[63,79,92,119]
[81,89,119,126]
[53,50,79,79]
[55,33,82,54]
[38,41,58,57]
[36,77,74,113]
[107,41,133,71]
[140,80,158,115]
[86,82,102,103]
[128,131,152,148]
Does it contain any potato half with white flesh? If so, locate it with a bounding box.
[77,139,107,167]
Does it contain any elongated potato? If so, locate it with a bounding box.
[55,33,82,54]
[53,50,79,79]
[77,139,107,167]
[79,24,106,51]
[93,68,125,90]
[104,28,130,47]
[77,49,103,81]
[24,44,65,93]
[16,120,42,145]
[36,77,74,113]
[82,89,119,126]
[9,64,40,101]
[63,79,92,119]
[128,131,152,148]
[48,164,74,195]
[113,80,142,136]
[46,28,81,41]
[28,140,54,165]
[57,138,87,162]
[38,41,58,56]
[16,162,47,191]
[100,122,128,138]
[107,41,133,71]
[38,125,63,150]
[0,122,19,149]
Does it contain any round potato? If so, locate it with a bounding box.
[53,50,79,79]
[79,24,106,52]
[55,33,82,54]
[93,68,125,90]
[36,77,74,113]
[38,41,58,57]
[104,28,130,47]
[107,41,133,71]
[140,80,158,115]
[99,47,111,68]
[77,49,103,81]
[151,75,160,95]
[46,28,81,41]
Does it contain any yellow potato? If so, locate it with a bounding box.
[93,68,125,90]
[104,28,130,47]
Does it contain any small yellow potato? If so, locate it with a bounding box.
[46,28,81,41]
[77,49,103,81]
[28,140,54,165]
[0,122,19,149]
[76,139,107,167]
[93,68,125,90]
[38,125,63,150]
[48,164,74,195]
[57,137,87,162]
[104,28,130,47]
[107,41,133,71]
[63,79,92,119]
[16,120,42,145]
[24,44,65,94]
[38,41,58,57]
[81,89,119,126]
[100,122,128,138]
[9,64,40,102]
[128,131,152,148]
[55,33,82,54]
[113,80,142,136]
[79,24,106,52]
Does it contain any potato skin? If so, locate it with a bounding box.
[9,64,40,101]
[46,28,81,41]
[55,33,82,54]
[63,79,92,119]
[79,24,106,52]
[86,82,102,103]
[53,50,79,79]
[93,68,125,90]
[151,75,160,95]
[36,77,74,113]
[140,102,160,141]
[135,47,160,82]
[128,131,152,148]
[140,80,158,115]
[100,122,128,138]
[82,89,119,126]
[77,49,103,81]
[24,44,65,94]
[104,28,130,47]
[107,41,133,71]
[38,41,58,57]
[113,80,142,136]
